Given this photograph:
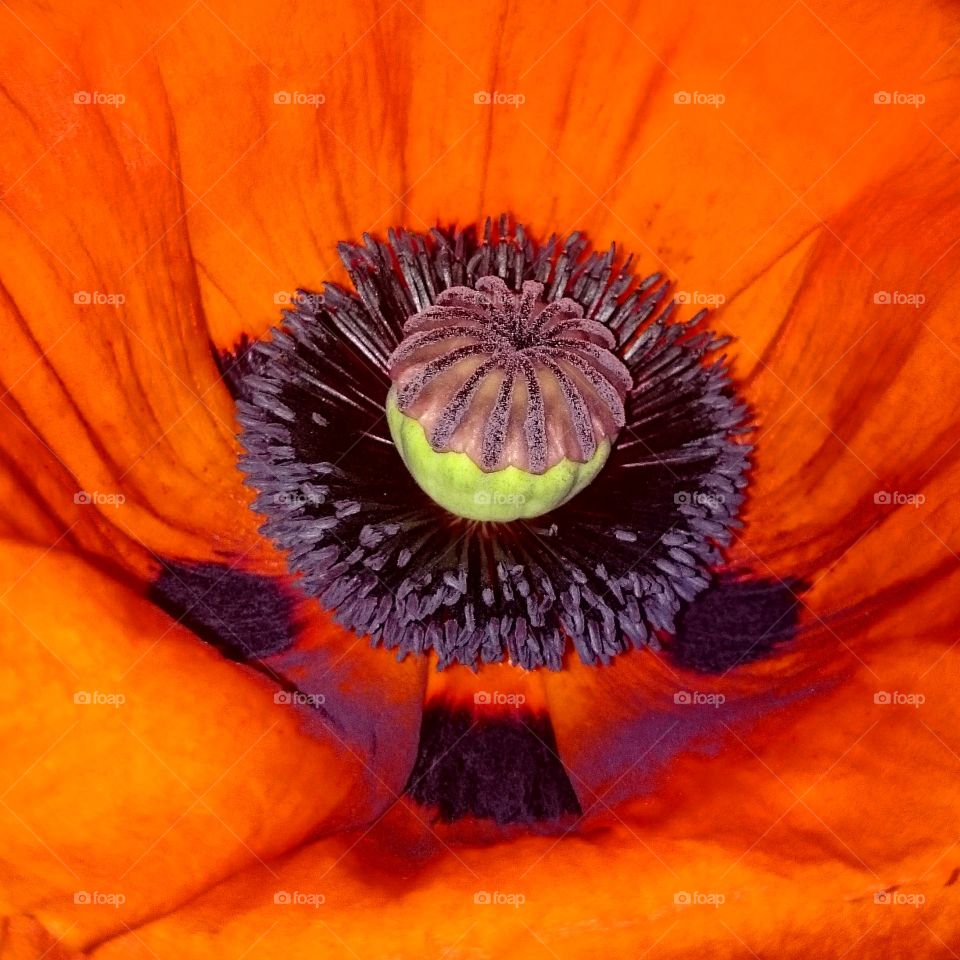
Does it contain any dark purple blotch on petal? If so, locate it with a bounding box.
[666,574,807,672]
[406,704,581,824]
[148,559,297,662]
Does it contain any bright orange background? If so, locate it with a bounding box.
[1,0,959,956]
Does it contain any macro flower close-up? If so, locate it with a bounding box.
[2,0,960,957]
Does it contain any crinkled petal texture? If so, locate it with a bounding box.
[2,0,954,609]
[1,0,960,955]
[89,617,960,957]
[0,0,431,875]
[546,158,960,805]
[0,544,375,946]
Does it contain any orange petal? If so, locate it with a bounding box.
[0,6,429,742]
[0,543,369,949]
[539,67,960,800]
[89,615,960,956]
[729,157,960,606]
[254,597,429,827]
[123,0,960,359]
[0,19,264,568]
[0,916,85,960]
[0,396,104,550]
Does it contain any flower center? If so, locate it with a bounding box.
[234,216,750,671]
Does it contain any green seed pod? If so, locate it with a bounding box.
[386,388,612,521]
[385,276,632,521]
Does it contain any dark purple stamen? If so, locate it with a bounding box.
[235,216,752,670]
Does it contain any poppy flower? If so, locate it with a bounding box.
[1,0,959,957]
